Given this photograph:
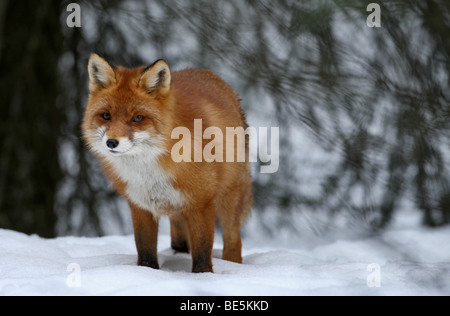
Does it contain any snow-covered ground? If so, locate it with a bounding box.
[1,214,449,296]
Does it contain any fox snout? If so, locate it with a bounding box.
[101,133,133,155]
[106,139,120,149]
[90,129,161,157]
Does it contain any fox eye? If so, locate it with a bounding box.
[102,112,111,121]
[132,115,144,123]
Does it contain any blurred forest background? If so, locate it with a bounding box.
[0,0,449,238]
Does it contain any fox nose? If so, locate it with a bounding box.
[106,139,119,149]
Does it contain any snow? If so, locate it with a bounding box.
[1,217,449,296]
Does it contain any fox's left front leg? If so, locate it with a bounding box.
[185,202,215,273]
[129,202,159,269]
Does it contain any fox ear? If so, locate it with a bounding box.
[88,54,116,92]
[139,59,171,96]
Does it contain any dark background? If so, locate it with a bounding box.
[0,0,449,238]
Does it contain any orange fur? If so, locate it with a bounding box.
[82,54,252,273]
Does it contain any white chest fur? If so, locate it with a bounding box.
[105,145,185,217]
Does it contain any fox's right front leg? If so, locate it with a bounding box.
[129,203,159,269]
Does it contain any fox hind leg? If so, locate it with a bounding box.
[222,220,243,263]
[217,183,252,264]
[170,213,190,253]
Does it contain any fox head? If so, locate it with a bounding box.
[82,54,173,159]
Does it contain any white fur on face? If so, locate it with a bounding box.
[102,136,133,155]
[85,127,185,216]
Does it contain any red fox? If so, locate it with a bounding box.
[82,54,253,273]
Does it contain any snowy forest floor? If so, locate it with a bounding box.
[1,214,449,296]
